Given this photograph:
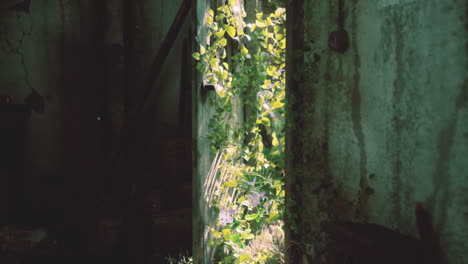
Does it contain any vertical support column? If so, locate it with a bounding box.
[285,0,304,263]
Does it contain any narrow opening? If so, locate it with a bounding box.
[193,0,287,263]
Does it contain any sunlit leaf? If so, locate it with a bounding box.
[200,44,206,55]
[224,179,238,187]
[241,233,254,240]
[219,38,227,46]
[239,254,251,262]
[272,100,284,109]
[258,141,264,152]
[212,230,221,238]
[216,29,226,38]
[256,19,267,28]
[272,133,279,147]
[207,16,213,25]
[276,33,285,41]
[275,8,286,17]
[209,58,218,68]
[266,66,277,76]
[279,39,286,49]
[215,13,225,21]
[245,214,258,220]
[227,26,236,38]
[222,229,231,240]
[192,52,200,60]
[241,45,249,55]
[274,25,282,34]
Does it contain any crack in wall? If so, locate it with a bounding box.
[0,10,34,92]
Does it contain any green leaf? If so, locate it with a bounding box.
[222,62,229,70]
[241,45,249,55]
[222,229,231,240]
[242,233,254,240]
[275,8,286,17]
[227,26,236,38]
[272,133,279,147]
[258,141,264,152]
[249,23,256,32]
[266,65,277,76]
[276,33,285,41]
[245,214,258,220]
[267,210,280,223]
[279,39,286,49]
[256,19,267,28]
[215,29,226,38]
[261,117,271,126]
[222,70,228,80]
[200,44,206,55]
[274,26,282,34]
[209,58,218,68]
[218,5,229,14]
[219,38,227,46]
[192,52,200,60]
[212,230,222,239]
[207,16,213,25]
[272,100,284,109]
[230,233,240,243]
[224,179,238,187]
[215,13,225,21]
[216,88,226,98]
[239,254,251,262]
[261,79,272,89]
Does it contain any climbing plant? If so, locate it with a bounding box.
[193,1,286,263]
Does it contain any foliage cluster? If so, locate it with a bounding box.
[193,1,286,263]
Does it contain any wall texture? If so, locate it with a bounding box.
[288,0,468,263]
[193,1,217,262]
[0,0,101,179]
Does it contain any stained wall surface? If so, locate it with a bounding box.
[290,0,468,263]
[0,0,101,179]
[193,0,219,262]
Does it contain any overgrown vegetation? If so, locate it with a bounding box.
[193,0,286,263]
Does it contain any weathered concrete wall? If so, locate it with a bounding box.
[290,0,468,263]
[0,0,101,179]
[193,1,216,262]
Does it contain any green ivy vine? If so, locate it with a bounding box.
[193,1,286,263]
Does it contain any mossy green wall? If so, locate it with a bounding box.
[288,0,468,263]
